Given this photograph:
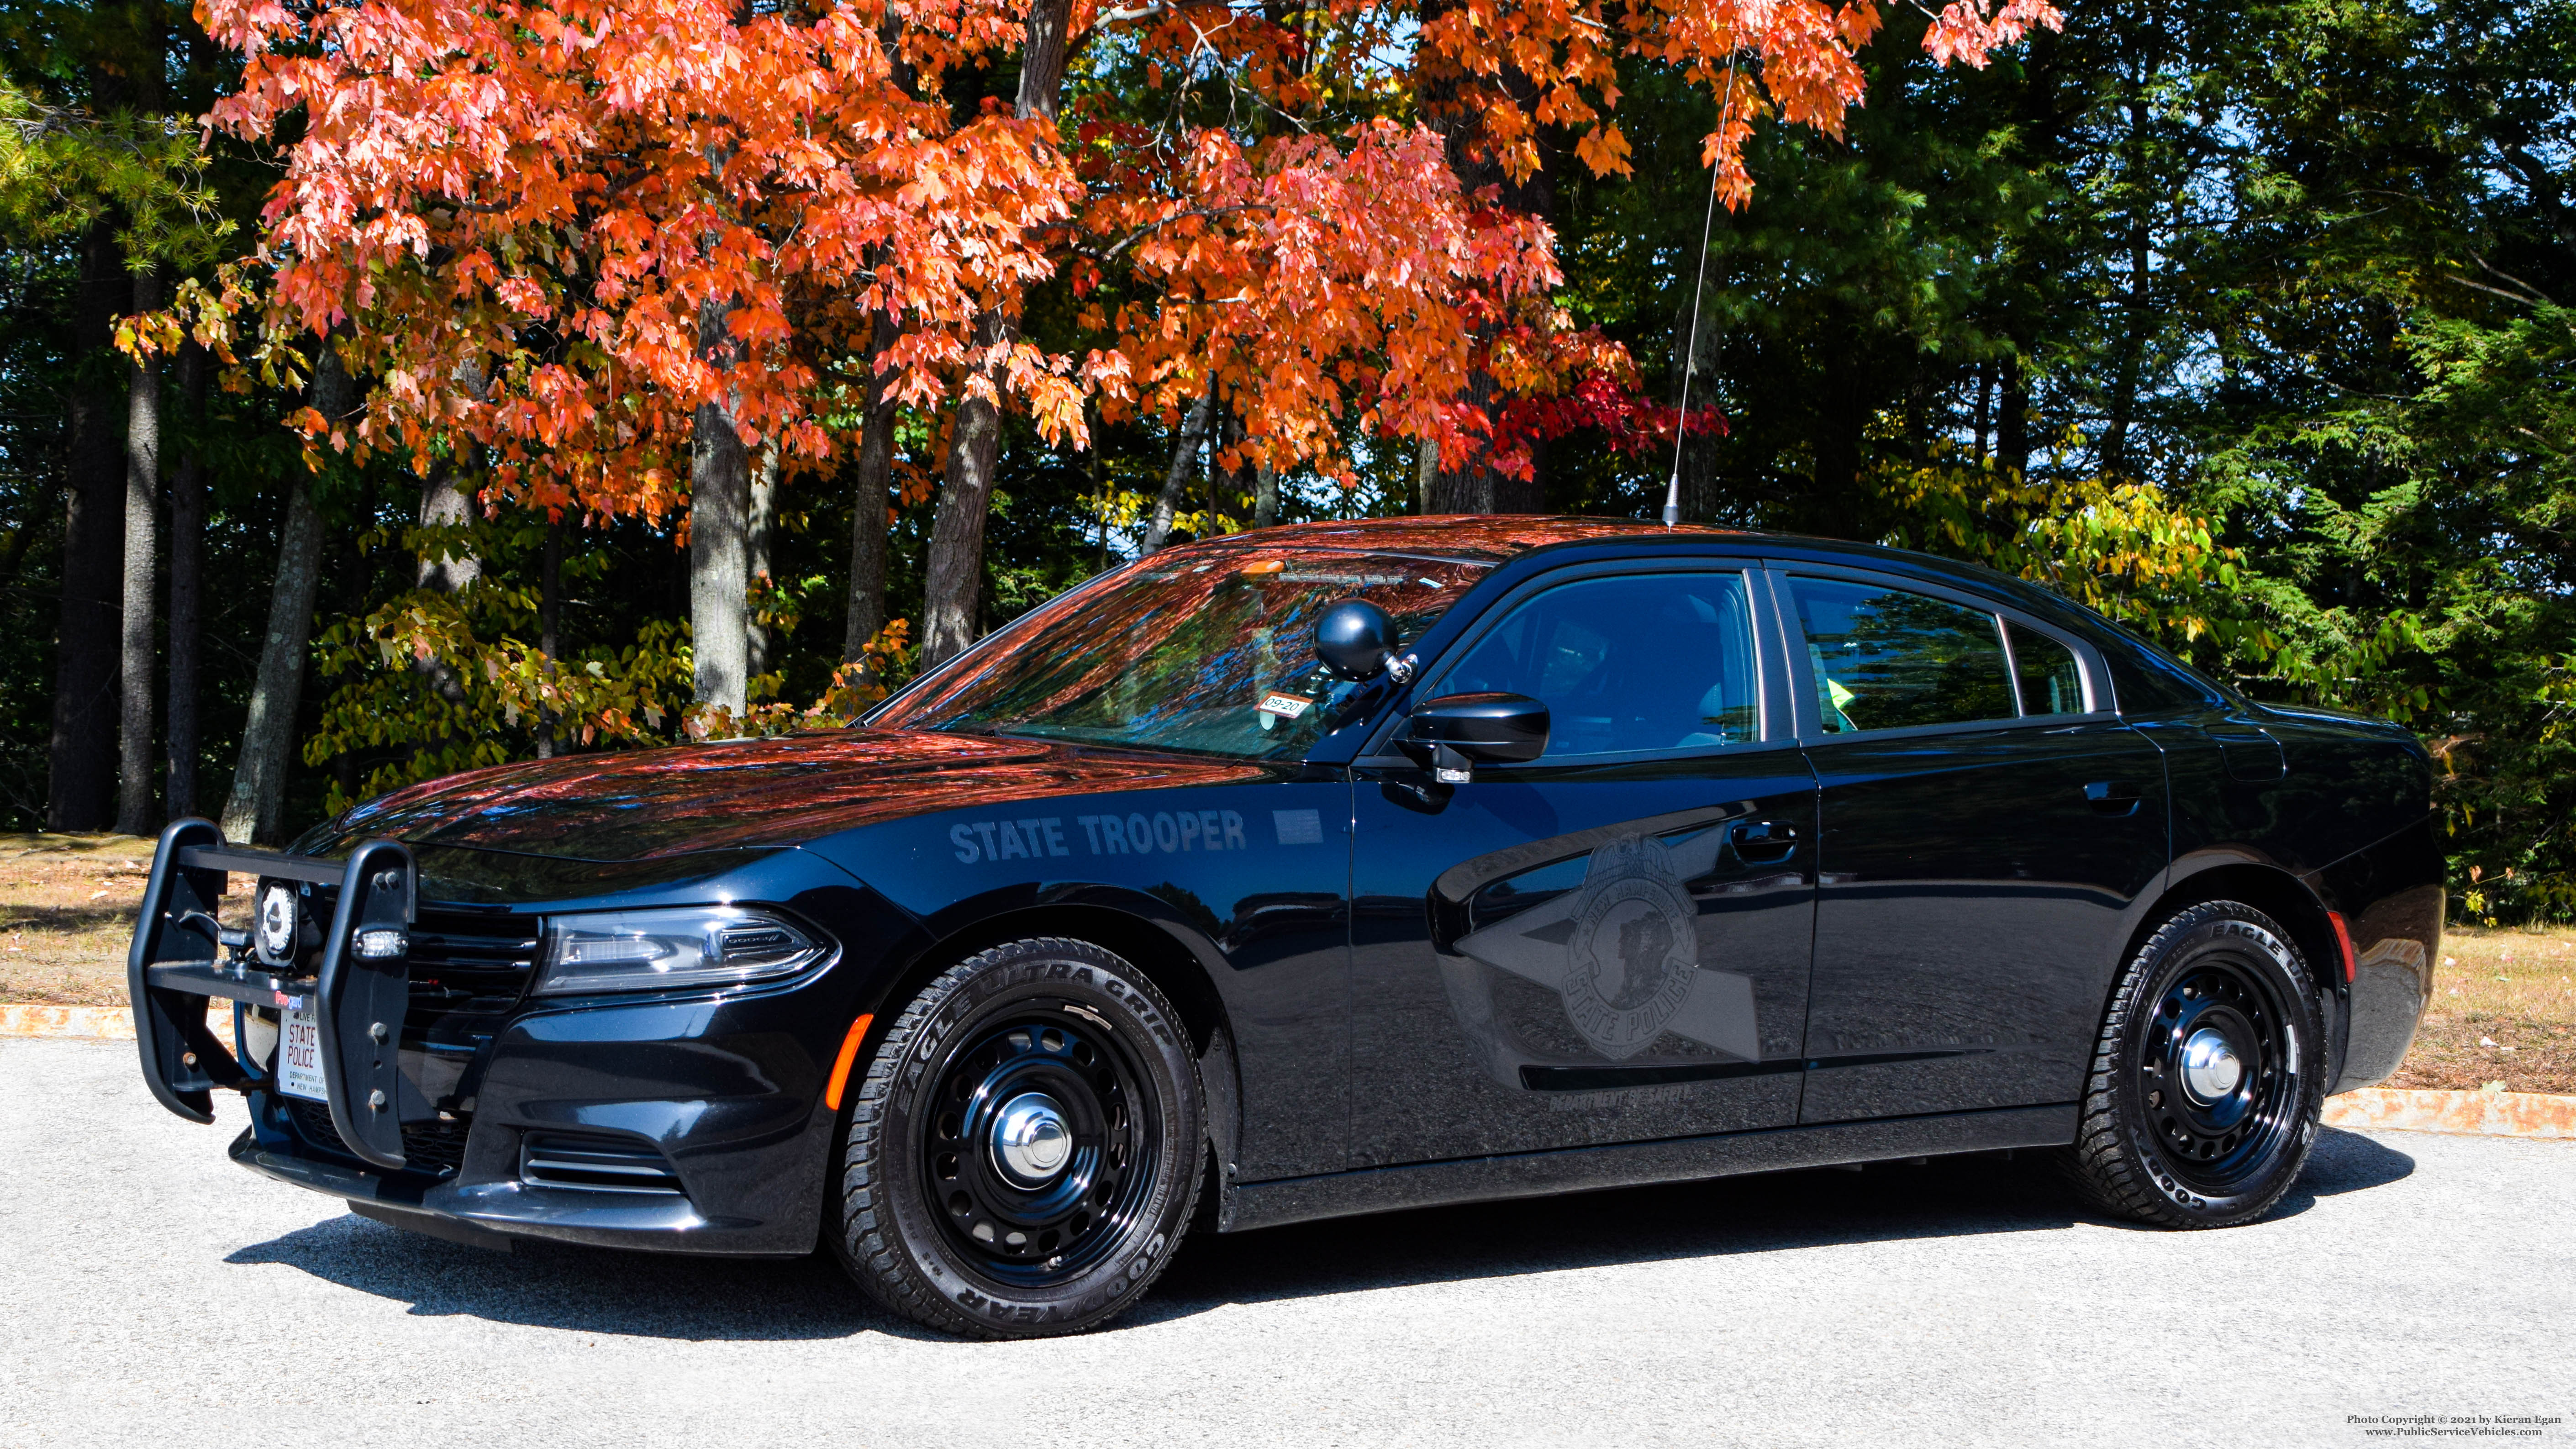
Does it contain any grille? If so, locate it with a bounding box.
[284,1097,474,1177]
[405,908,540,1027]
[519,1132,684,1195]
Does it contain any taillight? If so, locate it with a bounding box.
[2326,911,2357,984]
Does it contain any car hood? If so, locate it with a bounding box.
[299,729,1271,863]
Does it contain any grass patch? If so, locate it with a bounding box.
[0,833,159,1006]
[7,831,2571,1094]
[2391,926,2576,1095]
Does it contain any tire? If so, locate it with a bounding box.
[2061,900,2326,1228]
[832,937,1204,1338]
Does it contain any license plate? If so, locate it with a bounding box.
[277,1005,327,1102]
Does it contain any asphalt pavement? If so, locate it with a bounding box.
[4,1035,2571,1448]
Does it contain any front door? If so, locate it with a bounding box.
[1347,563,1818,1168]
[1783,568,2170,1124]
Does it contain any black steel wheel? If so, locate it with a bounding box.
[832,937,1203,1338]
[2063,900,2326,1228]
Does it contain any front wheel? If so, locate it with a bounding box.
[2062,900,2325,1228]
[832,937,1204,1338]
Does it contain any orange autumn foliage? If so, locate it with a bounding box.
[184,0,2061,509]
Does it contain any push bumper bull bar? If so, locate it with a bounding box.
[128,817,422,1170]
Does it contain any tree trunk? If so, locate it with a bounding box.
[1806,324,1874,536]
[1971,359,1993,466]
[1415,438,1437,513]
[1670,249,1729,524]
[917,0,1077,666]
[1141,385,1217,554]
[47,220,128,832]
[414,460,480,592]
[405,459,479,741]
[1997,353,2029,479]
[689,285,752,716]
[920,364,1001,664]
[1417,14,1552,513]
[1253,463,1279,530]
[1210,409,1258,520]
[165,344,206,819]
[689,400,751,715]
[2102,84,2150,480]
[221,342,346,844]
[843,312,898,665]
[747,443,779,681]
[1422,389,1551,513]
[115,269,164,836]
[537,518,562,758]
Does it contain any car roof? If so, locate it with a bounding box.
[1155,515,1703,564]
[1160,515,2030,600]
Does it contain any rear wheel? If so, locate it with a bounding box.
[2062,900,2325,1228]
[832,937,1203,1338]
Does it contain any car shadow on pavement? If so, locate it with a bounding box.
[224,1216,942,1342]
[220,1129,2413,1340]
[1134,1128,2417,1324]
[2260,1127,2418,1221]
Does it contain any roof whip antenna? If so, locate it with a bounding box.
[1665,50,1739,529]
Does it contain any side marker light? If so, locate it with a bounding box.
[823,1013,876,1112]
[2326,911,2357,984]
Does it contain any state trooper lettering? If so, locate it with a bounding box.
[948,808,1259,863]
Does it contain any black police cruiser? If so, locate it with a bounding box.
[126,516,2442,1338]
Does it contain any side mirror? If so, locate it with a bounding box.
[1315,600,1401,681]
[1402,692,1549,782]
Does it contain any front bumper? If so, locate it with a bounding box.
[129,820,902,1259]
[226,985,846,1256]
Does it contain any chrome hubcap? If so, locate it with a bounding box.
[2179,1027,2243,1105]
[990,1091,1072,1187]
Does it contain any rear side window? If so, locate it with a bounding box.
[2006,622,2087,716]
[1428,572,1760,756]
[2100,637,2224,713]
[1790,579,2016,733]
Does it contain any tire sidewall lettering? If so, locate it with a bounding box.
[849,938,1203,1336]
[2112,903,2324,1224]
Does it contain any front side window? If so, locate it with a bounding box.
[1790,578,2016,733]
[872,548,1491,759]
[1425,572,1760,757]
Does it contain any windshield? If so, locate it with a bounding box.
[873,547,1493,759]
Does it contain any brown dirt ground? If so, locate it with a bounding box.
[0,833,163,1005]
[8,830,2571,1092]
[2387,925,2576,1095]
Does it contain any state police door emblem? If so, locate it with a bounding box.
[1450,827,1761,1065]
[1561,837,1702,1058]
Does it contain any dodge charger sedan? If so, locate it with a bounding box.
[127,516,2440,1338]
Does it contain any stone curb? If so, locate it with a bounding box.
[0,1002,225,1042]
[6,1004,2572,1139]
[0,1004,141,1040]
[2322,1086,2576,1139]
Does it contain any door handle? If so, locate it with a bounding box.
[1728,819,1799,864]
[2085,780,2145,817]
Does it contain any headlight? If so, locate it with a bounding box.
[255,883,300,967]
[533,907,828,996]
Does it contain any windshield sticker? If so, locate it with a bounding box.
[1255,692,1312,732]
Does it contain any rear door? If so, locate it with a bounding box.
[1783,565,2169,1123]
[1346,559,1818,1167]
